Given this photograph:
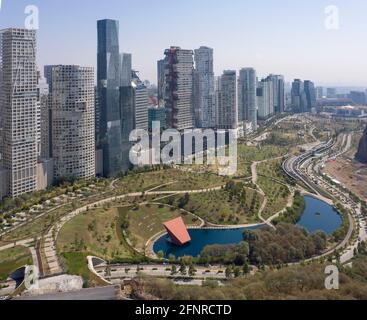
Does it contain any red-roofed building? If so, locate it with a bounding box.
[163,217,191,246]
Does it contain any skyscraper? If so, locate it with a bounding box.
[238,68,257,130]
[157,58,166,106]
[164,47,194,130]
[120,53,132,87]
[291,79,307,113]
[304,80,317,111]
[257,78,274,120]
[316,86,324,99]
[132,71,149,131]
[50,65,95,181]
[194,46,216,128]
[216,70,238,129]
[326,88,337,99]
[97,19,122,177]
[267,74,285,114]
[0,28,39,197]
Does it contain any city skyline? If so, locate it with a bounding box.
[1,0,367,87]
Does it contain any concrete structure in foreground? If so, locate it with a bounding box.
[163,217,191,246]
[0,28,39,197]
[50,65,95,181]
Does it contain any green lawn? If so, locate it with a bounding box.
[120,204,201,252]
[57,206,133,261]
[162,188,263,225]
[0,246,32,281]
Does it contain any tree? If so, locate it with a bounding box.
[233,266,241,278]
[179,264,187,276]
[188,265,196,277]
[157,250,164,259]
[243,262,250,275]
[225,267,232,279]
[171,265,178,276]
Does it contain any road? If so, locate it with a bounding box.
[283,131,366,264]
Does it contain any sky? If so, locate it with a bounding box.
[1,0,367,87]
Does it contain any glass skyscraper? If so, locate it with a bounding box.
[97,19,123,177]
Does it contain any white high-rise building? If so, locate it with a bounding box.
[164,47,194,130]
[194,46,215,128]
[216,70,238,129]
[0,28,39,198]
[257,78,274,120]
[238,68,257,131]
[132,71,149,131]
[50,65,95,181]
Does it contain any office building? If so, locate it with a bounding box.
[316,86,324,99]
[97,19,122,177]
[327,88,337,98]
[148,106,166,130]
[304,80,317,111]
[291,79,307,113]
[349,91,366,105]
[120,53,132,87]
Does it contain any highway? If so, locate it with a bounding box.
[283,132,367,264]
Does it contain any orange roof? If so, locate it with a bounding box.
[163,217,191,246]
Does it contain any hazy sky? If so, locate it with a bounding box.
[1,0,367,86]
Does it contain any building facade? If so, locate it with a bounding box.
[120,53,132,87]
[238,68,257,130]
[193,46,216,128]
[50,65,95,181]
[0,28,39,197]
[164,47,194,130]
[216,70,238,129]
[97,19,122,177]
[257,78,274,120]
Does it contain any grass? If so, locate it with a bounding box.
[162,188,263,225]
[258,176,290,219]
[116,168,228,193]
[257,158,289,185]
[120,204,202,252]
[236,144,288,177]
[0,246,32,281]
[57,206,133,261]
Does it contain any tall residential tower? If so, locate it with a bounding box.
[164,47,194,130]
[194,46,216,128]
[238,68,257,131]
[0,28,39,197]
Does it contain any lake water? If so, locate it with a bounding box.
[153,196,343,258]
[297,195,343,235]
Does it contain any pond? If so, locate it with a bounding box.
[297,195,343,235]
[153,196,343,258]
